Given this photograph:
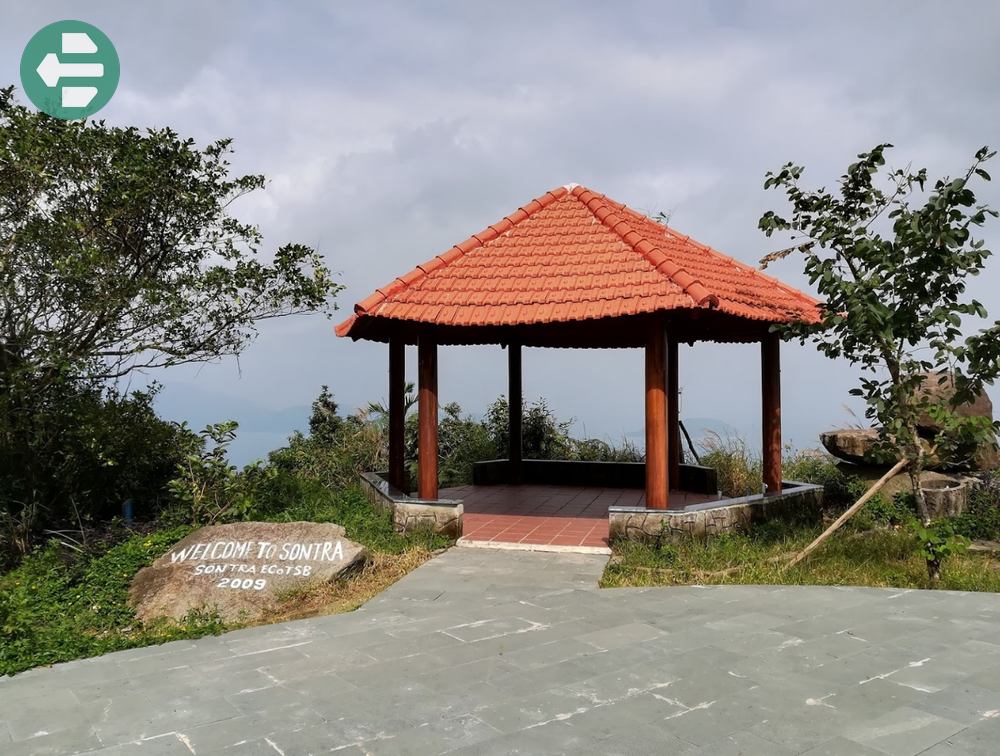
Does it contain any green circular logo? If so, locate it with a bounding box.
[20,20,120,119]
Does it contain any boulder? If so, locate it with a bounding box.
[972,443,1000,471]
[820,429,881,465]
[915,372,993,433]
[821,427,999,471]
[129,522,366,623]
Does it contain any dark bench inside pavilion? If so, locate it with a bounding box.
[339,184,825,552]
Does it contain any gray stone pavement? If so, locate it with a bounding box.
[2,548,999,755]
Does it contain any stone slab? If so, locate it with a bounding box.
[6,548,1000,755]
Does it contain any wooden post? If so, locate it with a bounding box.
[645,320,669,509]
[388,337,406,492]
[762,332,782,494]
[508,342,522,484]
[667,335,681,487]
[418,334,438,500]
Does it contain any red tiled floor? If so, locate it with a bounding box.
[442,483,714,551]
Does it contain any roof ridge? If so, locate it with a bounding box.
[351,185,570,317]
[570,186,718,309]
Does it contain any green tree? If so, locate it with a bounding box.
[760,144,1000,583]
[309,386,344,444]
[484,396,572,460]
[0,87,341,551]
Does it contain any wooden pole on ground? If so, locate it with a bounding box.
[786,458,909,568]
[388,336,406,492]
[508,342,523,484]
[645,320,669,510]
[417,333,438,500]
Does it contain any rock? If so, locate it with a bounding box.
[915,372,993,433]
[821,372,998,472]
[129,522,366,623]
[821,427,998,471]
[820,429,881,465]
[973,443,1000,471]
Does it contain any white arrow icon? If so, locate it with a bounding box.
[36,53,104,88]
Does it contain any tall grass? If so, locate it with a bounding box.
[697,431,860,507]
[699,432,763,497]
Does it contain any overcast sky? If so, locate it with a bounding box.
[4,1,999,464]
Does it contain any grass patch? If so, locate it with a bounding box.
[601,521,1000,593]
[0,525,226,676]
[261,549,437,624]
[258,482,451,554]
[0,485,452,676]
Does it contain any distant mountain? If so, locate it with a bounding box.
[621,417,739,450]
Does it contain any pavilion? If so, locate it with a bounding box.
[338,184,823,546]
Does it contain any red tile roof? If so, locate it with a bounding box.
[336,184,820,338]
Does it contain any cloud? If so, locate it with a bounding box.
[3,1,998,463]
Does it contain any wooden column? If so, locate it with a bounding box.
[418,334,438,500]
[645,320,669,510]
[388,337,406,492]
[762,332,782,494]
[508,342,522,484]
[667,335,681,487]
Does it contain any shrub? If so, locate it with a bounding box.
[165,421,264,525]
[269,403,387,492]
[951,472,1000,540]
[0,525,221,676]
[852,491,919,530]
[0,384,192,566]
[484,397,572,460]
[435,403,498,488]
[570,437,644,462]
[784,450,855,506]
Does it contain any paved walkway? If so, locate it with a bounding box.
[2,549,999,755]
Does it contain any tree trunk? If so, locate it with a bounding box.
[926,557,941,586]
[907,433,931,526]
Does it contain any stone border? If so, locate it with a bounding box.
[359,472,463,538]
[455,538,612,556]
[608,481,824,543]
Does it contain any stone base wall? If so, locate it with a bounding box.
[359,472,463,539]
[609,483,823,544]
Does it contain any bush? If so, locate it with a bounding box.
[164,421,265,525]
[484,397,573,460]
[570,436,644,462]
[851,491,919,530]
[0,384,192,566]
[434,403,498,488]
[0,525,226,676]
[951,472,1000,540]
[269,410,387,492]
[784,450,855,506]
[694,436,883,510]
